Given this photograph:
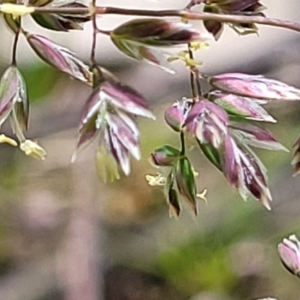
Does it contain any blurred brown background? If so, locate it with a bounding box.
[1,1,300,299]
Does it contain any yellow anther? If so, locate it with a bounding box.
[0,134,17,146]
[196,189,208,204]
[20,139,46,160]
[145,173,166,186]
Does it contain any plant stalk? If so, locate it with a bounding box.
[28,6,300,34]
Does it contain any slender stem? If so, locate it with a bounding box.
[96,28,111,35]
[89,1,105,87]
[184,3,202,102]
[187,45,202,100]
[33,7,89,14]
[195,70,202,97]
[90,3,97,66]
[31,6,300,34]
[11,27,20,65]
[189,65,197,99]
[180,131,185,155]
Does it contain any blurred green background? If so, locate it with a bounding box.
[1,1,300,300]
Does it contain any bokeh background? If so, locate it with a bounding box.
[1,1,300,299]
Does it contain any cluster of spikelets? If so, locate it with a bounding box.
[151,73,300,216]
[1,0,300,216]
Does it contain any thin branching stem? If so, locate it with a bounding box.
[184,3,202,102]
[180,131,185,155]
[89,1,105,87]
[11,25,20,65]
[189,65,197,99]
[187,43,201,101]
[30,7,300,34]
[90,1,97,66]
[96,28,111,35]
[195,71,202,97]
[187,45,202,101]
